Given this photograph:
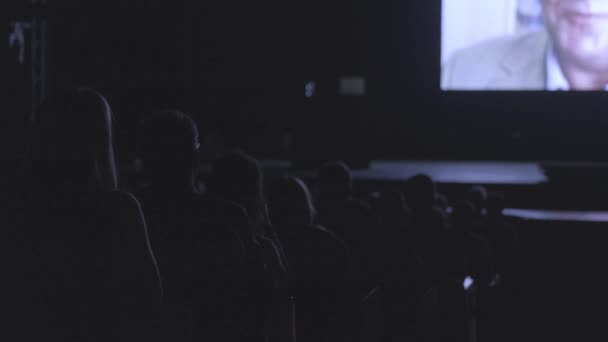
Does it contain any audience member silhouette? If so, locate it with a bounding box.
[485,192,521,286]
[435,192,449,212]
[315,161,382,296]
[449,201,495,285]
[375,190,412,230]
[269,176,353,342]
[486,192,505,220]
[373,190,429,342]
[206,149,291,341]
[374,190,424,288]
[448,201,478,278]
[134,110,254,341]
[207,149,288,272]
[466,185,490,236]
[406,174,448,233]
[14,87,162,342]
[436,201,484,342]
[477,192,522,342]
[207,150,276,238]
[136,110,201,191]
[466,186,488,218]
[405,174,448,282]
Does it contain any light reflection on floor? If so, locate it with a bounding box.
[263,160,549,185]
[362,161,547,184]
[505,209,608,223]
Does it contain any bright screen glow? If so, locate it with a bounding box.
[441,0,608,91]
[463,276,474,290]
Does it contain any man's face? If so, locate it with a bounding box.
[543,0,608,70]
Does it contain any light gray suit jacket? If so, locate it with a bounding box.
[441,31,550,90]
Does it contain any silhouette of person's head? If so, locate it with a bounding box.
[318,161,352,202]
[207,150,268,231]
[466,185,488,217]
[406,174,436,214]
[137,110,200,189]
[30,87,117,191]
[486,192,505,219]
[450,201,476,233]
[435,192,449,212]
[269,176,315,227]
[376,190,411,226]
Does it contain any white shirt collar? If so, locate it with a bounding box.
[546,45,608,91]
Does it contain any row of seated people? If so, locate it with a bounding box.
[2,87,521,342]
[315,167,521,342]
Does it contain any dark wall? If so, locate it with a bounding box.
[6,0,34,160]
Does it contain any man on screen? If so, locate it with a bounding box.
[442,0,608,91]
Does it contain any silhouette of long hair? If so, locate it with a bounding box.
[28,87,118,191]
[269,176,316,227]
[207,150,270,234]
[406,174,436,213]
[136,110,200,186]
[318,161,352,202]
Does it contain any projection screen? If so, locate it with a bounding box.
[441,0,608,91]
